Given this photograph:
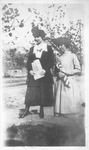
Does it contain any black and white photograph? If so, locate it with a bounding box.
[0,0,89,149]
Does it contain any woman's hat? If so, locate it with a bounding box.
[31,26,46,39]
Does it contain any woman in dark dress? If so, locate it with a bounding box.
[19,27,54,118]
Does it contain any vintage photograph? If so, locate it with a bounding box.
[1,0,88,148]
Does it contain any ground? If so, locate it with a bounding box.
[2,76,85,146]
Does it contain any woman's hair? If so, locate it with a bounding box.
[59,37,71,49]
[31,26,46,39]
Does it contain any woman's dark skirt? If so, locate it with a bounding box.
[25,85,54,107]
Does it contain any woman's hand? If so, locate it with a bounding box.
[64,69,81,76]
[72,69,81,76]
[39,69,46,76]
[58,72,65,78]
[62,70,73,76]
[29,70,35,76]
[30,69,46,76]
[56,62,62,70]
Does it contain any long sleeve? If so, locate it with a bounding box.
[73,54,80,70]
[26,47,36,83]
[42,45,54,72]
[72,54,81,75]
[26,47,35,73]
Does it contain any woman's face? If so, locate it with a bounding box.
[59,44,66,54]
[35,36,43,45]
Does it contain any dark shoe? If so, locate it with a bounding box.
[54,113,65,117]
[81,102,85,107]
[58,113,65,117]
[19,108,29,118]
[54,112,59,117]
[39,108,44,118]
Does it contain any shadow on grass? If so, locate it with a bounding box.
[4,123,85,146]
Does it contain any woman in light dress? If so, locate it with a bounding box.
[54,37,81,116]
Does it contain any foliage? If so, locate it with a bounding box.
[2,3,84,69]
[3,48,27,70]
[62,20,84,68]
[2,3,20,34]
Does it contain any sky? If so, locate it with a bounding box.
[2,3,85,50]
[12,3,85,26]
[11,3,85,23]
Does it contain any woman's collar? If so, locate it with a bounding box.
[33,42,47,53]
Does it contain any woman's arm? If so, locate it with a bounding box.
[44,45,54,72]
[26,47,35,72]
[56,54,81,76]
[72,54,81,76]
[65,54,81,76]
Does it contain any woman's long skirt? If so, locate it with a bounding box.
[54,76,81,114]
[25,85,53,107]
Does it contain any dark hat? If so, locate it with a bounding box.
[31,26,46,39]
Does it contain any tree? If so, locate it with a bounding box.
[3,48,17,70]
[30,4,66,38]
[2,4,66,38]
[14,52,27,69]
[62,20,84,68]
[2,4,20,34]
[2,4,84,70]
